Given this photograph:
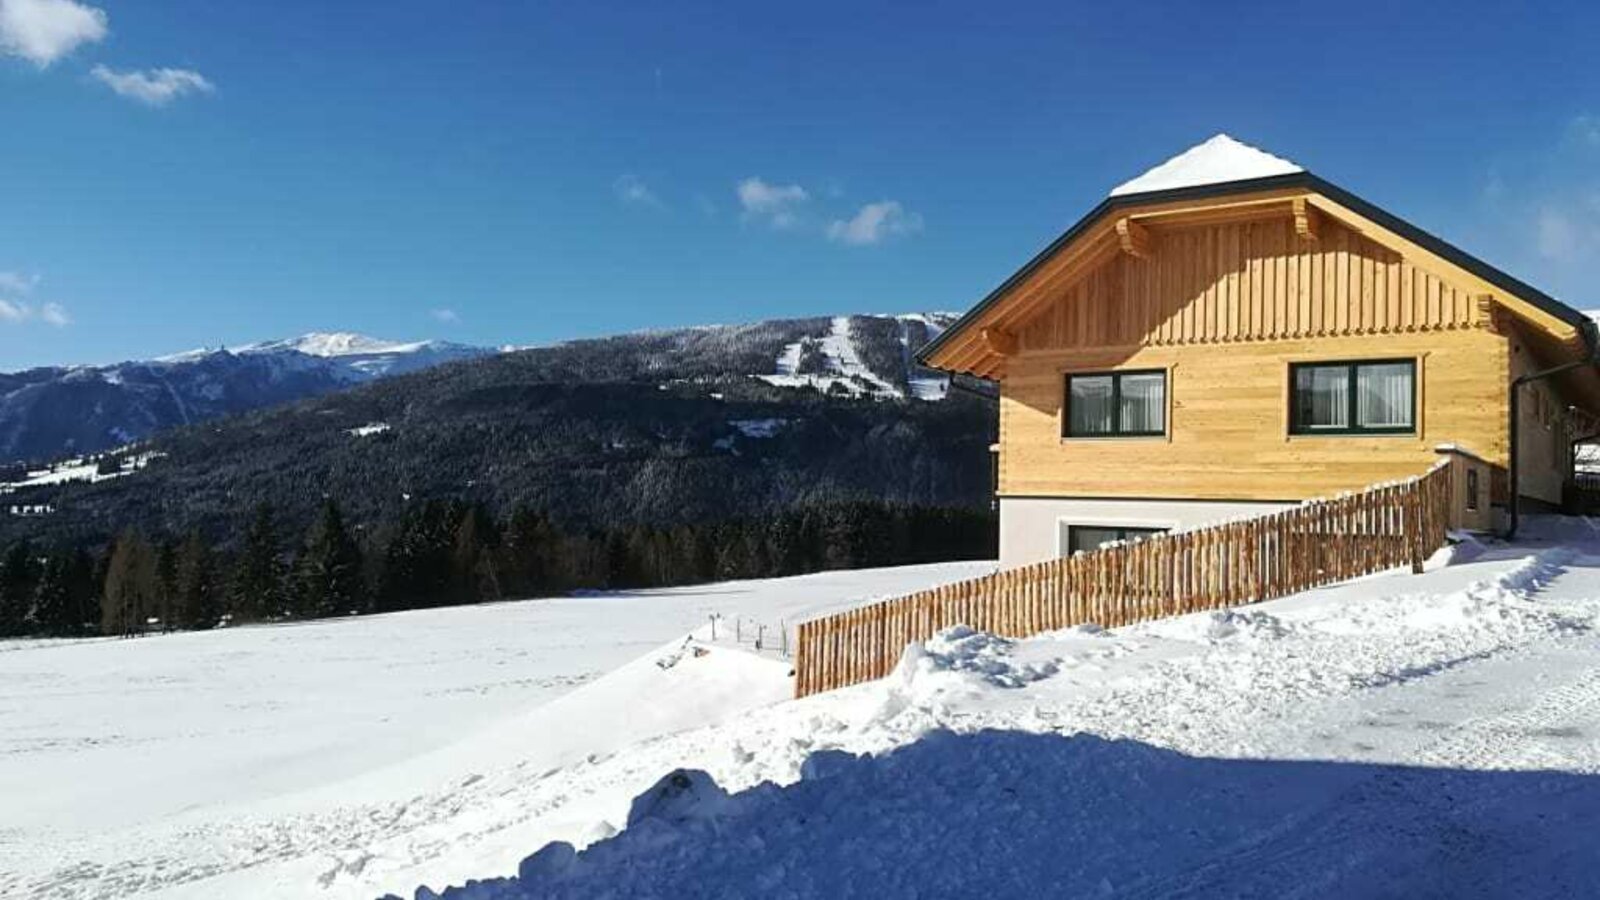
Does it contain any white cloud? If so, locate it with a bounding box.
[429,308,460,324]
[613,174,662,209]
[737,177,808,229]
[91,64,214,106]
[0,0,107,67]
[0,298,69,326]
[0,270,39,294]
[826,200,923,246]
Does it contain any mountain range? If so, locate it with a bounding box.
[0,333,490,465]
[0,313,993,547]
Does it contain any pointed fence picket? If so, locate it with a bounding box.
[793,463,1453,698]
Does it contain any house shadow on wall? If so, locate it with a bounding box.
[406,728,1600,899]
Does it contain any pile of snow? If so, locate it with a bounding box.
[1110,133,1303,197]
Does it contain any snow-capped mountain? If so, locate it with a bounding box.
[0,333,492,463]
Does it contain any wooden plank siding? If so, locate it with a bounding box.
[1000,328,1508,501]
[995,215,1513,503]
[1014,217,1479,352]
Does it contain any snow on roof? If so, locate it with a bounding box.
[1109,134,1303,198]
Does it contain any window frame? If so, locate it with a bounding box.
[1063,523,1168,556]
[1288,358,1417,437]
[1062,368,1168,439]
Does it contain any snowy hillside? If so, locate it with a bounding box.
[0,561,992,899]
[10,523,1600,898]
[0,314,961,468]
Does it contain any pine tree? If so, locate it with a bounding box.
[154,540,178,631]
[451,503,500,605]
[101,530,156,637]
[0,541,40,636]
[500,504,555,596]
[292,499,366,618]
[230,503,284,622]
[174,531,220,630]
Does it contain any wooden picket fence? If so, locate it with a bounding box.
[793,463,1453,698]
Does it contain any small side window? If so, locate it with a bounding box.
[1466,468,1480,512]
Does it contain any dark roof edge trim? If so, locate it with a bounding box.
[918,171,1595,368]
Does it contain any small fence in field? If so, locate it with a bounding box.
[793,463,1453,698]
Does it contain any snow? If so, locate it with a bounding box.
[402,517,1600,900]
[0,560,991,899]
[348,422,391,437]
[759,314,951,401]
[1110,133,1303,197]
[0,450,161,494]
[17,519,1600,899]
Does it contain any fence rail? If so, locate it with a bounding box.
[794,464,1453,698]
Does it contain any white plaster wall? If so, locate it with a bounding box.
[998,496,1295,568]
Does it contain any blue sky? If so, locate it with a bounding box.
[1,0,1598,369]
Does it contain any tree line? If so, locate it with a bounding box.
[0,497,995,637]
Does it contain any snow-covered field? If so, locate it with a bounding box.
[408,519,1600,899]
[0,561,991,899]
[11,522,1600,899]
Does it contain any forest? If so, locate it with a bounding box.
[0,496,996,638]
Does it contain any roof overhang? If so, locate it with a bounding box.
[920,171,1598,379]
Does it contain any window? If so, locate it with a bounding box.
[1290,360,1415,435]
[1064,524,1167,556]
[1065,369,1166,438]
[1466,468,1480,512]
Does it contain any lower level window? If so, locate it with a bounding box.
[1290,359,1416,435]
[1065,524,1167,555]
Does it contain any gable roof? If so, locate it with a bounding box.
[920,137,1597,374]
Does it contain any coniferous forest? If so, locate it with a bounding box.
[0,498,995,637]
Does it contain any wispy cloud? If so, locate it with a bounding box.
[0,299,70,326]
[91,65,214,106]
[1569,114,1600,148]
[613,174,662,209]
[826,200,923,246]
[1537,207,1580,260]
[429,307,460,324]
[38,301,69,326]
[0,270,40,295]
[0,0,107,67]
[737,177,808,229]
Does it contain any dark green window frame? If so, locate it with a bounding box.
[1063,369,1167,438]
[1289,358,1417,436]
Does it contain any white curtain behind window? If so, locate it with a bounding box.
[1299,366,1349,429]
[1119,373,1165,433]
[1357,363,1413,428]
[1070,376,1115,434]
